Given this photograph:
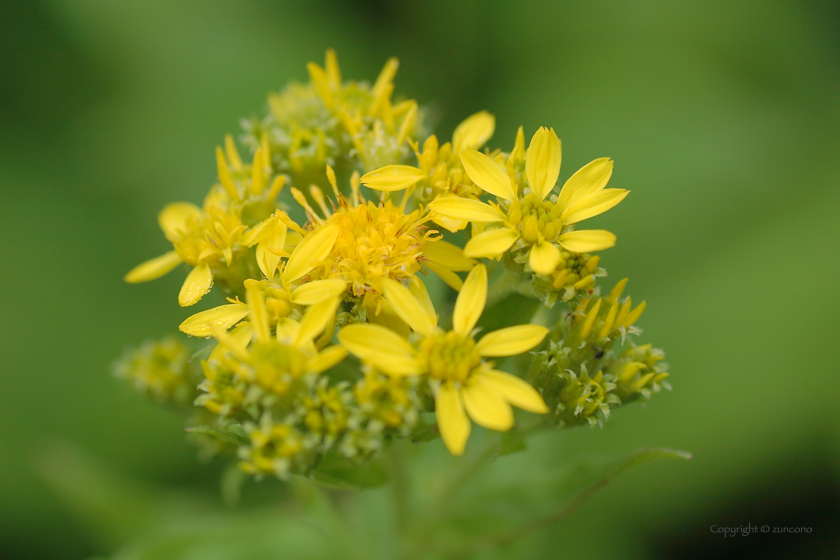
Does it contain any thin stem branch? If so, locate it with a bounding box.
[441,472,610,559]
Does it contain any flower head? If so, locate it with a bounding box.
[279,166,474,312]
[428,127,628,276]
[338,265,549,455]
[124,139,286,306]
[360,111,496,231]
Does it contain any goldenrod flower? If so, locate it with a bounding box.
[353,369,420,430]
[199,282,347,412]
[238,417,307,478]
[574,278,647,341]
[280,166,474,312]
[428,127,628,275]
[113,336,197,404]
[360,111,496,231]
[338,265,549,455]
[125,138,286,306]
[528,279,667,428]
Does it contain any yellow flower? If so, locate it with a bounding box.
[202,282,347,400]
[124,138,286,306]
[360,110,496,232]
[238,418,306,478]
[574,278,647,340]
[428,127,628,275]
[338,265,549,455]
[307,49,420,171]
[279,166,474,312]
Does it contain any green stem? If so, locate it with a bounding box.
[440,471,607,559]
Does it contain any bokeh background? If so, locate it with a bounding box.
[3,1,840,558]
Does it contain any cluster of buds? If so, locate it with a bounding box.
[118,50,669,481]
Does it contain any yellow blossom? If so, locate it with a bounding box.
[306,50,420,170]
[338,265,549,455]
[428,127,628,275]
[201,282,347,402]
[360,111,496,232]
[125,138,286,306]
[280,166,474,313]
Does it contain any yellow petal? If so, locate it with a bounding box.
[291,279,347,305]
[428,197,505,224]
[275,317,301,345]
[178,263,213,307]
[452,264,487,336]
[241,215,274,247]
[557,230,616,253]
[463,228,519,258]
[209,323,252,362]
[431,213,468,233]
[452,111,495,153]
[525,127,561,201]
[224,134,243,170]
[307,62,334,109]
[422,240,475,272]
[308,345,347,373]
[528,241,560,275]
[562,188,629,224]
[283,224,339,283]
[460,150,516,201]
[558,157,613,207]
[372,57,399,99]
[338,324,421,376]
[462,381,513,431]
[509,125,525,163]
[297,297,340,344]
[179,304,249,338]
[436,383,471,455]
[124,251,181,283]
[478,370,549,414]
[360,165,426,192]
[325,48,341,89]
[476,325,548,357]
[158,203,202,241]
[256,222,287,278]
[209,324,250,361]
[383,279,438,336]
[215,147,239,201]
[246,283,270,342]
[409,280,437,325]
[425,262,464,292]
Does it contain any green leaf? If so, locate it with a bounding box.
[410,422,440,443]
[310,453,389,490]
[421,446,691,556]
[497,428,527,457]
[186,424,249,447]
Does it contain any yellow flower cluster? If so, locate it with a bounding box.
[120,51,669,480]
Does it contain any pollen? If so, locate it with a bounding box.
[306,198,432,307]
[507,192,566,245]
[418,332,482,383]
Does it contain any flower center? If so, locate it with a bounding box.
[318,200,427,299]
[420,332,482,383]
[506,192,565,245]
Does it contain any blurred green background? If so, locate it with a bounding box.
[3,0,840,558]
